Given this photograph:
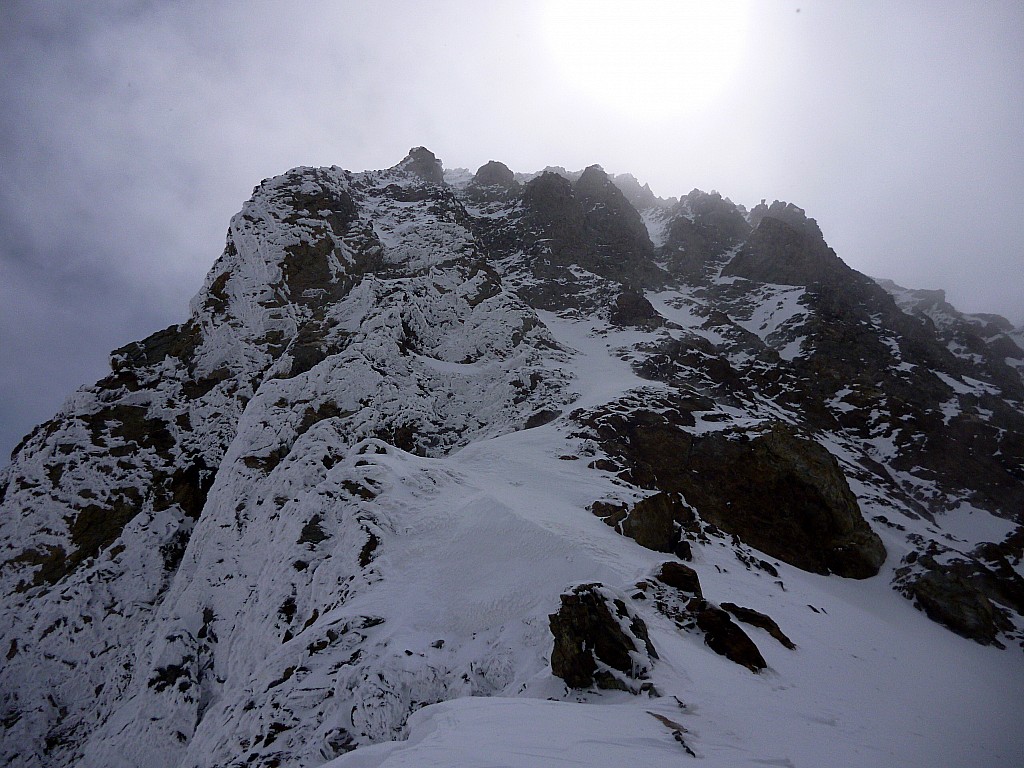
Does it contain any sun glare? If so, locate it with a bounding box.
[542,0,751,116]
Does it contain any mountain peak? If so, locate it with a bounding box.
[394,146,445,184]
[2,150,1021,768]
[471,159,517,187]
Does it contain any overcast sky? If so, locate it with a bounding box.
[1,0,1022,461]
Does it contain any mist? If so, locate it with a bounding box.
[2,0,1022,460]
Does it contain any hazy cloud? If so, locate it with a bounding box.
[2,0,1022,459]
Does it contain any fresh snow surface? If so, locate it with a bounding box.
[321,420,1024,768]
[639,206,672,249]
[534,309,669,409]
[646,287,706,331]
[325,698,689,768]
[732,283,809,360]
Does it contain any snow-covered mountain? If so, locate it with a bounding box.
[2,148,1022,767]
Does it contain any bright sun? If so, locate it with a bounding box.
[542,0,751,116]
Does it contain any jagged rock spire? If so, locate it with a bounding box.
[395,146,445,184]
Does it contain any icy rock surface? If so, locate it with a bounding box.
[1,148,1023,768]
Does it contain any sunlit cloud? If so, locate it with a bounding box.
[542,0,752,116]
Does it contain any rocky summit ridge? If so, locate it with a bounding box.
[1,148,1022,767]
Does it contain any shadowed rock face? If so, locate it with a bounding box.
[655,562,703,598]
[397,146,445,184]
[611,173,661,210]
[724,214,850,288]
[591,491,694,558]
[574,165,665,289]
[472,160,517,188]
[721,603,796,650]
[699,423,886,579]
[895,528,1024,647]
[549,584,657,692]
[520,166,665,298]
[580,405,886,579]
[695,605,767,672]
[609,290,664,328]
[908,570,1002,644]
[664,190,751,278]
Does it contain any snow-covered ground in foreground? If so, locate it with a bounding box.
[319,308,1024,768]
[331,436,1024,768]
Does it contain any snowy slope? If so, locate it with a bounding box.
[316,314,1024,768]
[1,149,1022,768]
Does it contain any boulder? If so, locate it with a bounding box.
[580,406,886,578]
[908,570,1001,645]
[695,604,767,672]
[721,602,796,649]
[643,564,771,672]
[549,584,657,692]
[654,562,703,598]
[609,290,663,328]
[472,160,517,188]
[396,147,445,185]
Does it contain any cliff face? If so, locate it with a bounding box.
[1,148,1022,768]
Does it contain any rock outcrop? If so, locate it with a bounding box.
[663,190,751,278]
[472,160,517,188]
[580,405,886,579]
[635,562,791,672]
[549,584,658,692]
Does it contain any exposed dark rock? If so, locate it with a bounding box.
[641,564,768,671]
[609,290,663,328]
[591,491,694,554]
[721,602,796,649]
[281,168,359,233]
[574,165,664,289]
[110,321,203,373]
[633,333,749,395]
[972,528,1024,617]
[525,409,562,429]
[646,711,697,757]
[907,570,1002,645]
[549,583,657,692]
[663,190,751,279]
[695,604,767,672]
[655,562,703,598]
[282,313,349,378]
[523,172,587,254]
[610,173,663,211]
[157,460,216,520]
[894,530,1024,647]
[724,211,848,288]
[396,147,445,185]
[673,539,693,561]
[520,167,665,304]
[579,405,885,578]
[719,201,993,498]
[472,160,517,188]
[779,268,1024,518]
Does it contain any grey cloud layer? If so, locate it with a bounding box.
[1,0,1022,459]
